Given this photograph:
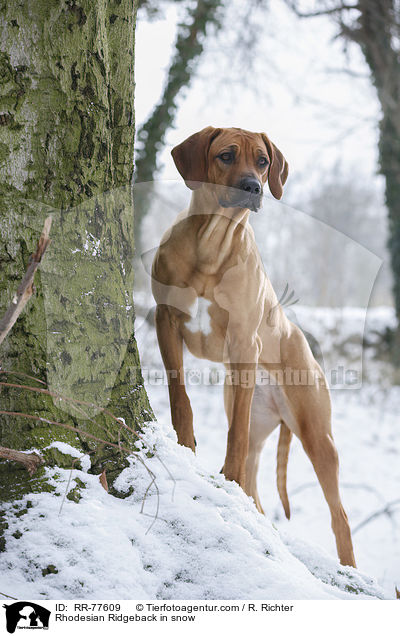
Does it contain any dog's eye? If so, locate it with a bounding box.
[258,156,269,168]
[219,152,234,164]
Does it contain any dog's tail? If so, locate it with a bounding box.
[276,422,292,519]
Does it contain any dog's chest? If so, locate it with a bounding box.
[184,297,213,336]
[180,294,227,362]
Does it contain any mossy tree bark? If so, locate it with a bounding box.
[0,0,152,501]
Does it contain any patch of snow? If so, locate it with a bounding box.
[0,420,385,600]
[83,232,101,257]
[44,442,91,472]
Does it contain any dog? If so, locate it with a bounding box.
[151,126,356,567]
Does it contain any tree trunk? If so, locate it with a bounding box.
[379,114,400,365]
[0,0,152,502]
[286,0,400,366]
[356,0,400,365]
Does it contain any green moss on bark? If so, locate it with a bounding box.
[0,1,152,503]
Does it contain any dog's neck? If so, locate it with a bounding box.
[185,187,252,273]
[188,186,251,228]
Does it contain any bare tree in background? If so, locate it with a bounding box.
[135,0,225,187]
[134,0,226,241]
[285,0,400,363]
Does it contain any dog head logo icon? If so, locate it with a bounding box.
[3,602,50,633]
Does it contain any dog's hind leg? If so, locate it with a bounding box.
[278,373,356,566]
[244,383,280,513]
[300,423,356,567]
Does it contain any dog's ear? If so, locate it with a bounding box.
[261,133,289,200]
[171,126,222,190]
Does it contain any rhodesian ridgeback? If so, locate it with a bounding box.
[151,126,356,567]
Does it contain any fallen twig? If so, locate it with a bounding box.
[0,216,52,345]
[59,461,76,517]
[140,467,159,535]
[0,591,18,600]
[0,445,43,476]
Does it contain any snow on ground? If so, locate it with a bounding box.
[1,305,397,600]
[0,421,385,600]
[135,305,400,598]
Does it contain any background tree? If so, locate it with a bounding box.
[134,0,226,241]
[0,0,151,502]
[135,0,225,186]
[285,0,400,362]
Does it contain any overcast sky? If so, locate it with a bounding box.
[135,0,383,198]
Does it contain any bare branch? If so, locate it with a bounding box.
[324,66,370,79]
[2,369,47,386]
[0,445,44,476]
[0,409,138,462]
[0,409,162,532]
[59,460,76,516]
[0,373,177,500]
[338,21,364,44]
[286,0,360,18]
[353,498,400,534]
[0,216,52,346]
[0,374,175,484]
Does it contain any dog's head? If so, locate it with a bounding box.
[171,126,289,211]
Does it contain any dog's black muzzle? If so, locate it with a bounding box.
[219,177,263,212]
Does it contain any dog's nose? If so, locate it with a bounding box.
[239,177,262,195]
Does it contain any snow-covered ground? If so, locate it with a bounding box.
[0,420,386,600]
[135,305,400,598]
[1,305,398,600]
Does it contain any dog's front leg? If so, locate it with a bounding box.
[155,304,195,451]
[223,359,257,487]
